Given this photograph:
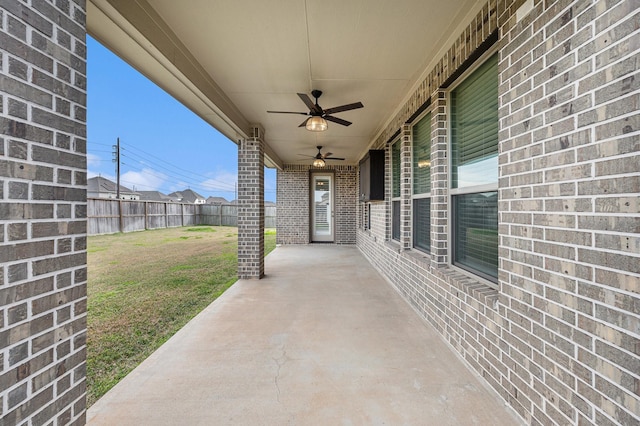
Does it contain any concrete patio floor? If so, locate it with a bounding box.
[87,245,521,425]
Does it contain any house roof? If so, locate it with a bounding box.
[86,0,481,168]
[168,189,206,203]
[206,196,228,204]
[88,176,137,195]
[138,191,177,202]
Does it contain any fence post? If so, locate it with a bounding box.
[118,199,124,233]
[181,203,184,227]
[144,201,148,230]
[165,202,168,228]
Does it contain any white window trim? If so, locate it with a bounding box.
[450,183,498,196]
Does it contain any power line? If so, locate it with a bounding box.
[119,146,236,191]
[119,161,237,194]
[87,140,115,147]
[122,143,236,189]
[86,139,237,192]
[88,140,275,197]
[119,178,236,194]
[120,156,236,192]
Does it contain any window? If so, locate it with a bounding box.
[412,113,431,252]
[450,53,499,282]
[391,139,401,241]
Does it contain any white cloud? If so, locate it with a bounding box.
[168,181,189,193]
[87,153,102,168]
[120,168,167,192]
[200,170,236,192]
[87,153,116,180]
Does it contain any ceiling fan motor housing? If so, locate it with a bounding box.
[266,90,363,128]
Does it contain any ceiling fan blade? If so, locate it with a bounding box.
[297,93,320,113]
[323,152,333,158]
[323,102,363,115]
[324,157,345,160]
[298,118,310,128]
[325,115,352,126]
[297,154,316,158]
[267,110,308,115]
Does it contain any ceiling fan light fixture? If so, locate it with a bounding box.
[313,158,326,168]
[306,116,328,132]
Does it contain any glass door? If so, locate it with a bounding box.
[311,174,333,242]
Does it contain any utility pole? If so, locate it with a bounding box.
[113,138,123,233]
[112,137,120,199]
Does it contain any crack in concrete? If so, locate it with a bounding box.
[272,348,287,403]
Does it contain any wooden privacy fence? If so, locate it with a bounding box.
[88,198,277,235]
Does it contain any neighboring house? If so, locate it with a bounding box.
[3,2,639,426]
[87,176,140,200]
[137,190,180,202]
[168,189,206,204]
[206,196,228,205]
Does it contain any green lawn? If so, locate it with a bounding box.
[87,226,277,406]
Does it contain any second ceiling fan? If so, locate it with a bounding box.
[299,146,344,168]
[267,90,363,130]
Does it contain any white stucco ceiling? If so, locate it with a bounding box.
[88,0,483,168]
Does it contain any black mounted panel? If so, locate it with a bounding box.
[359,150,385,202]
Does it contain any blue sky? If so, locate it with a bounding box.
[87,36,276,202]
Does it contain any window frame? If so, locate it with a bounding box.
[447,49,499,286]
[410,110,432,254]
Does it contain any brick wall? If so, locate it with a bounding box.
[499,1,639,424]
[357,1,639,425]
[238,129,265,279]
[277,164,357,244]
[276,165,309,244]
[334,165,357,244]
[0,1,88,424]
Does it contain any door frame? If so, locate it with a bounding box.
[309,171,335,242]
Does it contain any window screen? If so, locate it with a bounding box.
[392,200,400,241]
[413,114,431,195]
[453,192,498,281]
[413,198,430,252]
[450,53,499,281]
[412,113,431,252]
[451,53,499,188]
[392,140,401,198]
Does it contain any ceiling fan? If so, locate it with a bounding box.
[267,90,363,131]
[299,146,344,167]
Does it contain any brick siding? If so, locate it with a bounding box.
[2,0,638,425]
[357,1,639,425]
[276,165,309,244]
[238,130,265,279]
[277,164,357,245]
[0,1,88,424]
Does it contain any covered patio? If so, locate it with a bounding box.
[87,245,520,425]
[2,0,637,424]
